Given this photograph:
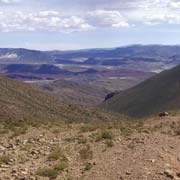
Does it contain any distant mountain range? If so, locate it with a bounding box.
[0,45,179,64]
[1,45,180,99]
[101,64,180,118]
[0,48,53,64]
[0,45,180,73]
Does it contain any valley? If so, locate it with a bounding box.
[1,45,180,106]
[0,45,180,180]
[1,0,180,179]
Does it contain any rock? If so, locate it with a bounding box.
[126,170,131,175]
[22,140,28,145]
[0,145,6,152]
[164,169,174,179]
[11,169,17,174]
[1,164,10,168]
[177,172,180,178]
[146,159,155,163]
[21,171,28,175]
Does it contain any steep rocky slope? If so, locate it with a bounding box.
[0,75,115,123]
[34,79,109,106]
[101,64,180,118]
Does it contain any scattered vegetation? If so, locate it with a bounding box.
[94,130,114,142]
[80,123,99,132]
[0,155,11,164]
[65,135,87,144]
[53,161,68,172]
[77,137,87,144]
[36,167,59,179]
[11,127,27,137]
[79,144,93,160]
[48,147,67,161]
[84,162,93,171]
[105,140,114,147]
[36,161,68,178]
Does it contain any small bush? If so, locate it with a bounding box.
[84,162,93,171]
[11,127,27,137]
[52,128,60,134]
[48,147,67,161]
[36,167,58,179]
[80,123,98,132]
[120,126,133,137]
[77,137,87,144]
[0,155,11,164]
[105,140,114,147]
[101,130,113,139]
[53,161,68,172]
[94,130,113,142]
[79,145,93,160]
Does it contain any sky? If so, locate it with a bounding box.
[0,0,180,50]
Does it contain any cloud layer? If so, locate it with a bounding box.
[0,10,129,32]
[0,0,20,3]
[0,0,180,32]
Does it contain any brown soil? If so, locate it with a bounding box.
[0,116,180,180]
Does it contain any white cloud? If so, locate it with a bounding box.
[0,0,20,3]
[0,10,129,32]
[1,0,180,32]
[87,10,129,28]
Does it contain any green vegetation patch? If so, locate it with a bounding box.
[36,167,59,179]
[53,161,68,172]
[48,147,67,161]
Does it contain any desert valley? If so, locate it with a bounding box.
[0,45,180,180]
[1,0,180,179]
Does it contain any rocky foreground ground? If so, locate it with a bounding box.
[0,116,180,180]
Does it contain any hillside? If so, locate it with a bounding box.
[34,79,109,106]
[0,114,180,180]
[101,64,180,118]
[0,75,115,123]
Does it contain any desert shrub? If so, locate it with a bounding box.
[65,135,87,144]
[52,128,61,134]
[101,130,113,139]
[84,162,93,171]
[64,137,77,142]
[79,144,93,160]
[77,137,87,144]
[94,130,114,142]
[0,155,11,164]
[80,123,98,132]
[48,147,67,161]
[105,140,114,147]
[53,161,68,172]
[0,129,8,134]
[11,127,27,137]
[119,126,133,136]
[36,167,58,179]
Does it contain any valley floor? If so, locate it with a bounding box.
[0,116,180,180]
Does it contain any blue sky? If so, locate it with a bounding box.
[0,0,180,50]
